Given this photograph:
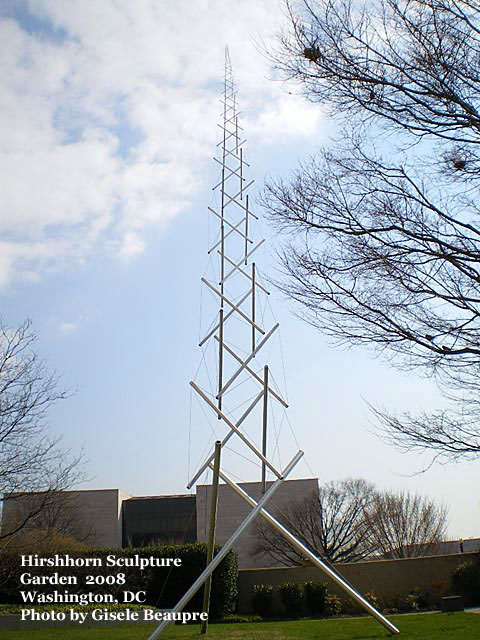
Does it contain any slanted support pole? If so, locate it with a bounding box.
[201,441,221,634]
[146,450,303,640]
[217,469,400,636]
[190,380,283,479]
[187,391,263,489]
[261,365,268,494]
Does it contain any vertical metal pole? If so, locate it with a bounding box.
[218,53,227,417]
[261,365,268,494]
[235,115,239,155]
[244,191,248,265]
[240,148,243,201]
[251,261,256,352]
[220,176,225,296]
[217,309,224,417]
[201,441,221,635]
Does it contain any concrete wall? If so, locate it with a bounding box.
[197,478,319,569]
[237,551,478,614]
[66,489,129,547]
[1,489,128,548]
[437,538,480,554]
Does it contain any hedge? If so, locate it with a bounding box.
[304,580,328,615]
[452,555,480,606]
[0,543,238,619]
[251,584,273,617]
[278,581,304,617]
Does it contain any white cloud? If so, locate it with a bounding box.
[117,231,145,261]
[249,94,326,143]
[0,0,325,288]
[59,321,77,333]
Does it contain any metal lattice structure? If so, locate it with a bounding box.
[188,47,286,493]
[147,48,399,639]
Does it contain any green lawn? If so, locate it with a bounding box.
[1,613,479,640]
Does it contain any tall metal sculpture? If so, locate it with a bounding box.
[147,49,400,639]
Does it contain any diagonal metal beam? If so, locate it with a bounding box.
[208,207,252,243]
[213,335,287,408]
[221,240,265,284]
[219,250,270,294]
[208,218,245,255]
[218,136,246,148]
[222,113,243,128]
[147,451,303,639]
[217,323,279,399]
[223,145,248,164]
[190,381,282,478]
[221,191,258,219]
[218,100,239,115]
[219,129,243,148]
[216,468,400,635]
[199,290,251,348]
[201,278,265,334]
[221,250,270,295]
[214,156,250,172]
[217,121,243,133]
[223,181,255,208]
[187,389,264,489]
[212,167,245,190]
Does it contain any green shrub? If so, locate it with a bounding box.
[404,592,420,611]
[342,593,380,616]
[325,594,342,616]
[304,580,329,615]
[341,597,363,615]
[409,587,431,610]
[251,584,273,617]
[278,581,304,617]
[365,589,382,611]
[452,557,480,605]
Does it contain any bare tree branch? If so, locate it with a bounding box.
[0,318,84,545]
[363,490,448,558]
[254,478,376,565]
[255,480,448,564]
[263,0,480,461]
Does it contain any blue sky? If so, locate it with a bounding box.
[1,0,478,540]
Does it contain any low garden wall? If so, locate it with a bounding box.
[238,552,477,615]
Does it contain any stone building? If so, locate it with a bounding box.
[1,478,318,568]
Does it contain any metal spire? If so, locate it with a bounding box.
[197,45,285,472]
[147,49,400,639]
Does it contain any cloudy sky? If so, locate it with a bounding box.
[1,0,478,540]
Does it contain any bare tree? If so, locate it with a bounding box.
[255,478,375,566]
[3,490,95,551]
[263,0,480,462]
[364,490,448,558]
[0,318,84,546]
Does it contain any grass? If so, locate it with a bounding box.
[1,612,479,640]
